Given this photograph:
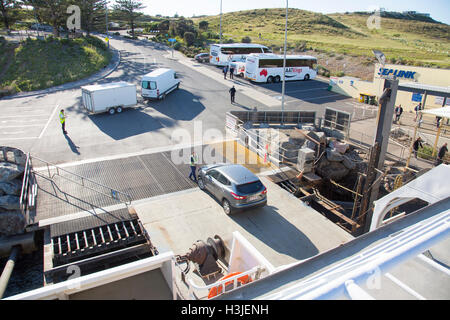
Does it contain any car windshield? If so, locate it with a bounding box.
[236,181,263,194]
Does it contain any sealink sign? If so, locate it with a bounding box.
[378,68,417,79]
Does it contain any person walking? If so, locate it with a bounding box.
[223,65,228,79]
[229,86,236,104]
[394,105,403,123]
[229,65,234,79]
[188,151,198,182]
[436,143,448,166]
[59,109,67,134]
[413,137,423,159]
[414,103,422,121]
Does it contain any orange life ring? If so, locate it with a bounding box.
[208,272,251,299]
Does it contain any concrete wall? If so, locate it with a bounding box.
[330,64,450,113]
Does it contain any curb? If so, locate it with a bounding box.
[1,44,121,100]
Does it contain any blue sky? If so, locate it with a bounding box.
[140,0,450,24]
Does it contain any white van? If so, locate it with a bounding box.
[141,68,181,100]
[230,61,246,77]
[81,82,137,115]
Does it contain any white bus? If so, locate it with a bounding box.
[209,43,272,66]
[245,54,318,83]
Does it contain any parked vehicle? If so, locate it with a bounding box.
[197,164,267,215]
[245,53,317,83]
[209,43,272,66]
[195,53,210,63]
[230,61,246,77]
[81,82,137,115]
[141,68,180,100]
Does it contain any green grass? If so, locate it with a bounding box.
[0,36,111,95]
[192,9,450,69]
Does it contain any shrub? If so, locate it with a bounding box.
[241,36,251,43]
[183,32,195,46]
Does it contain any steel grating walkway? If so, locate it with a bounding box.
[33,146,227,223]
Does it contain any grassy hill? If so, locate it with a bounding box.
[0,36,111,96]
[192,9,450,79]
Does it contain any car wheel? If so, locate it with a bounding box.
[198,177,205,190]
[267,76,274,83]
[108,108,116,115]
[274,76,281,83]
[116,106,123,113]
[240,73,244,77]
[222,199,233,215]
[304,74,310,81]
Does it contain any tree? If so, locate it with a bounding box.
[198,20,208,31]
[183,31,194,46]
[112,0,145,38]
[0,0,20,30]
[78,0,107,35]
[25,0,69,37]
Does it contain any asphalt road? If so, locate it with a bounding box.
[0,36,361,165]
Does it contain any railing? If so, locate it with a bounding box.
[186,266,264,300]
[30,156,132,206]
[19,153,37,216]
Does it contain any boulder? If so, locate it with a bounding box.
[0,179,22,196]
[0,195,20,210]
[0,210,26,236]
[0,162,24,182]
[342,156,356,170]
[326,148,344,162]
[316,158,349,181]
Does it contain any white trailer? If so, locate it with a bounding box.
[81,82,138,115]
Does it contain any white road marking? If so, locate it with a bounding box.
[0,136,38,141]
[1,131,26,135]
[0,114,48,119]
[38,103,60,139]
[1,124,43,128]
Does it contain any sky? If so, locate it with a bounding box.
[139,0,450,25]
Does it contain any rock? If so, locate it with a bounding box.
[0,179,22,196]
[0,195,20,210]
[0,162,24,182]
[316,158,349,181]
[342,156,356,170]
[0,210,26,236]
[326,148,344,162]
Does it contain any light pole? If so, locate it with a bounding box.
[281,0,288,126]
[219,0,223,44]
[105,0,109,49]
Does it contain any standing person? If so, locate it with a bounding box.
[436,116,442,128]
[414,103,422,121]
[223,65,228,79]
[229,65,234,79]
[394,105,403,123]
[413,137,423,159]
[188,151,198,182]
[436,143,448,166]
[59,109,67,134]
[229,86,236,104]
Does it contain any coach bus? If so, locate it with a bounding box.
[209,43,272,66]
[245,54,317,83]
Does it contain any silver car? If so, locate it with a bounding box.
[197,164,267,215]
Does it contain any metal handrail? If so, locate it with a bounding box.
[187,266,262,300]
[30,155,132,205]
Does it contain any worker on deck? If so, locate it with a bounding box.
[189,151,199,182]
[413,137,423,159]
[59,109,67,134]
[436,143,448,166]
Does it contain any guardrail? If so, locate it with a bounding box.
[187,266,264,300]
[30,155,132,206]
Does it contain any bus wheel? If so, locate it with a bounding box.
[267,76,274,83]
[274,76,281,83]
[304,74,310,81]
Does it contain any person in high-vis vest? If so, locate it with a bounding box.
[188,152,198,182]
[59,109,67,134]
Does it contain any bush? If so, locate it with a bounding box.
[241,36,251,43]
[183,32,195,46]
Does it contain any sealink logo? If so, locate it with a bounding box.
[378,68,416,79]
